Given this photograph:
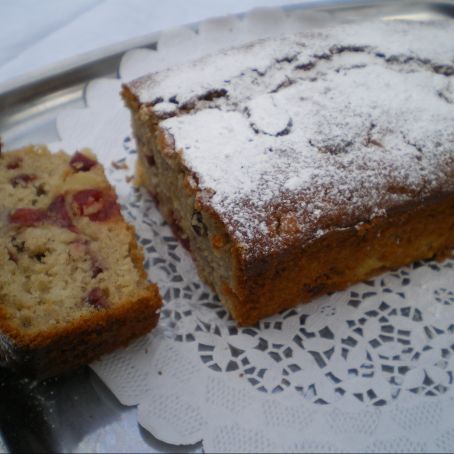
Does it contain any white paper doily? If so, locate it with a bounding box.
[52,7,454,453]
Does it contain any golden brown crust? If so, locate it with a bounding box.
[127,222,149,280]
[228,193,454,325]
[0,287,160,377]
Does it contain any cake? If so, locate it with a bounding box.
[0,145,162,377]
[122,20,454,325]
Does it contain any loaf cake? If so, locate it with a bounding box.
[122,20,454,325]
[0,145,162,376]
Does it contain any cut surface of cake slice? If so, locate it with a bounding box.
[123,19,454,325]
[0,145,162,376]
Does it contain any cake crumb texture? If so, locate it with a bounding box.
[0,145,161,376]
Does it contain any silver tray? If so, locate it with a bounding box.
[1,1,453,452]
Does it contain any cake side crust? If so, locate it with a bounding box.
[228,193,454,324]
[123,19,454,325]
[0,288,160,377]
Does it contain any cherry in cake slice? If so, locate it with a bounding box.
[0,145,162,377]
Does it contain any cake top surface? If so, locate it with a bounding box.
[128,20,454,259]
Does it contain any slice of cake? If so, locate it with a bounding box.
[0,145,162,377]
[122,20,454,325]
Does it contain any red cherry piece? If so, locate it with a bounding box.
[85,287,108,309]
[72,189,120,222]
[9,195,77,231]
[6,157,23,170]
[91,263,104,278]
[169,212,191,251]
[9,208,47,226]
[72,189,103,216]
[91,191,121,222]
[70,152,97,172]
[47,195,76,231]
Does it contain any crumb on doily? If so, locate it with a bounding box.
[125,175,134,183]
[111,159,129,170]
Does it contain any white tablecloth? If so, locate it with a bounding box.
[0,0,322,88]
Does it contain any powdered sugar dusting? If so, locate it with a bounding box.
[129,20,454,259]
[129,38,302,108]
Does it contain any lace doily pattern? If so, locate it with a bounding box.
[53,7,454,452]
[91,178,454,451]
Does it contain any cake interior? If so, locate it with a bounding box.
[0,146,153,336]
